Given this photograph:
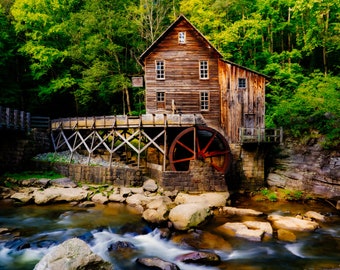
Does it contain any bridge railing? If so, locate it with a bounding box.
[239,127,283,144]
[0,106,50,132]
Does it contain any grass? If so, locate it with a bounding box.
[2,171,64,181]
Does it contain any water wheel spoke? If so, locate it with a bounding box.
[201,132,217,153]
[172,156,195,164]
[176,139,195,155]
[203,149,230,158]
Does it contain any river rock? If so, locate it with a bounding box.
[268,214,319,232]
[168,203,212,231]
[142,197,172,224]
[33,187,88,204]
[136,257,179,270]
[243,221,273,237]
[217,222,264,241]
[221,206,263,216]
[176,251,221,266]
[174,192,229,207]
[125,193,151,206]
[10,191,34,203]
[108,193,126,202]
[92,193,109,204]
[143,178,158,192]
[277,229,296,242]
[303,211,326,222]
[337,200,340,210]
[34,238,112,270]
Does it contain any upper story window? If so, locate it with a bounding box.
[199,60,209,79]
[156,60,165,80]
[200,91,209,111]
[238,78,247,88]
[178,32,186,44]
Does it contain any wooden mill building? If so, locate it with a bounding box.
[138,15,280,190]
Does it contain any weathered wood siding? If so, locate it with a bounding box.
[219,60,266,143]
[142,20,221,128]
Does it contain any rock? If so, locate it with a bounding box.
[217,222,264,241]
[142,197,171,224]
[337,200,340,210]
[174,192,229,207]
[10,192,34,203]
[130,187,144,194]
[243,221,273,237]
[33,187,88,204]
[92,193,109,204]
[221,206,263,216]
[34,238,112,270]
[143,179,158,192]
[108,241,136,251]
[176,251,221,266]
[168,203,212,231]
[136,257,179,270]
[78,201,95,208]
[50,177,78,188]
[277,229,296,242]
[108,193,126,202]
[268,214,319,232]
[303,211,326,222]
[125,193,150,206]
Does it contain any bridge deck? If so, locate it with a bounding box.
[51,113,206,130]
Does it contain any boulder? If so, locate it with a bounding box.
[143,179,158,192]
[277,229,296,242]
[33,187,88,204]
[92,193,109,204]
[174,192,229,207]
[168,203,212,231]
[303,211,326,222]
[268,214,319,232]
[10,191,34,204]
[34,238,112,270]
[243,221,273,237]
[142,197,171,224]
[136,257,179,270]
[108,193,126,203]
[221,206,263,216]
[125,193,151,207]
[217,222,264,242]
[176,251,221,266]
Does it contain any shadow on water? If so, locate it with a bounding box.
[0,197,339,270]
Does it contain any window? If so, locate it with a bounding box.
[156,91,165,110]
[238,78,246,88]
[200,91,209,111]
[156,60,165,80]
[178,32,186,44]
[199,60,209,79]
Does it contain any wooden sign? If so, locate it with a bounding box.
[132,77,143,87]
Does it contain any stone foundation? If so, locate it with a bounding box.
[159,160,227,192]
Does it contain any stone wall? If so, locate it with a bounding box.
[267,139,340,200]
[160,160,227,192]
[0,129,51,174]
[35,162,143,187]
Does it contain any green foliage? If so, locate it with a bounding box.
[2,171,64,181]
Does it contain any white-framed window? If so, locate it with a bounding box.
[156,91,165,110]
[199,60,209,79]
[178,31,186,44]
[156,60,165,80]
[200,91,209,111]
[238,78,246,88]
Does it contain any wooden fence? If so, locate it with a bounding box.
[0,106,50,132]
[239,127,283,144]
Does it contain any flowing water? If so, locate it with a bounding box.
[0,197,339,270]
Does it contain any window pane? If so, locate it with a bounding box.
[178,32,186,43]
[200,91,209,110]
[156,61,165,79]
[157,92,165,102]
[200,61,208,79]
[238,78,246,88]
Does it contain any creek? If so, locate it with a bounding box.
[0,196,339,270]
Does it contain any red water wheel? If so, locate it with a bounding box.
[169,126,232,173]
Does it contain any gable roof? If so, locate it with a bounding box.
[138,14,222,65]
[138,15,269,79]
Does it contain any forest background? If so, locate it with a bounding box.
[0,0,339,148]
